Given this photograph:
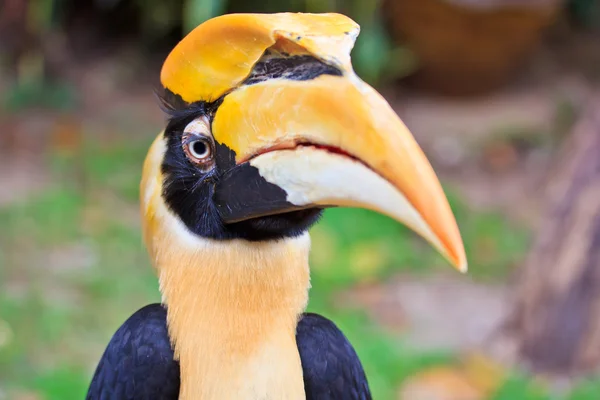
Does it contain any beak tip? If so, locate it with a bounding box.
[450,251,468,273]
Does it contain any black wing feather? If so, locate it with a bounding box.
[297,313,372,400]
[86,304,180,400]
[87,307,369,399]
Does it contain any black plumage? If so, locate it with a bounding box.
[87,306,371,400]
[86,304,180,400]
[298,313,372,400]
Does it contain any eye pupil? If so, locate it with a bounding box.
[191,140,208,158]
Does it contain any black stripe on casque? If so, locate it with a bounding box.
[243,55,342,86]
[156,54,341,118]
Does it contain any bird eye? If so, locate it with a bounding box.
[183,136,213,165]
[181,116,214,169]
[189,139,210,159]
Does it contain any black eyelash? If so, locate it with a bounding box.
[182,133,210,148]
[155,89,205,128]
[181,134,196,146]
[155,88,223,132]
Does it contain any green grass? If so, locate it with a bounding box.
[491,373,550,400]
[0,136,592,399]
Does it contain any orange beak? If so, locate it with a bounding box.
[161,13,467,272]
[211,74,467,272]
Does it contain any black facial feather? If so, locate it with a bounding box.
[155,90,220,125]
[158,53,334,241]
[161,120,322,241]
[160,112,226,239]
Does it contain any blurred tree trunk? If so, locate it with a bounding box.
[508,95,600,374]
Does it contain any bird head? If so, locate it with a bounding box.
[141,13,467,272]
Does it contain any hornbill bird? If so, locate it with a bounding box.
[86,12,467,400]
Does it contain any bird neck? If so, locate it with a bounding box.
[153,221,310,400]
[140,136,310,399]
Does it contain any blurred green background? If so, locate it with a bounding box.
[1,0,600,399]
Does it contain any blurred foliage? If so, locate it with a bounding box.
[3,80,76,112]
[1,0,76,111]
[182,0,227,34]
[569,0,600,28]
[4,0,596,112]
[1,0,416,113]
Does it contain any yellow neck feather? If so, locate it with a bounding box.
[141,135,309,400]
[158,234,310,400]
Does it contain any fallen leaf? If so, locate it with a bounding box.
[483,141,519,172]
[7,390,41,400]
[461,352,507,393]
[348,242,391,282]
[398,366,483,400]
